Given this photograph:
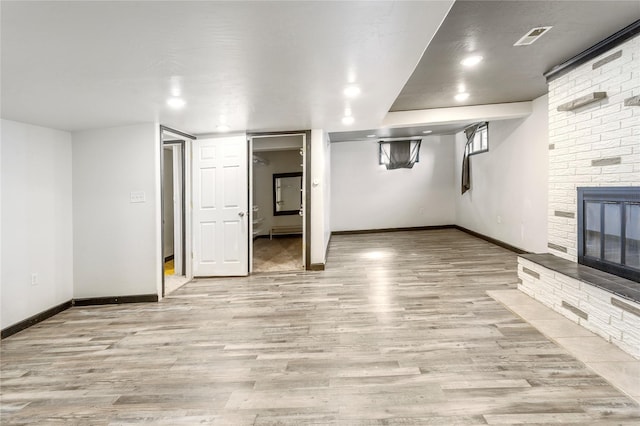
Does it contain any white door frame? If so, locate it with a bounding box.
[184,139,193,280]
[160,125,195,297]
[248,137,254,272]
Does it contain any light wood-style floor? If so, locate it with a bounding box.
[2,229,639,425]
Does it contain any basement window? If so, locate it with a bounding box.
[379,140,421,170]
[466,122,488,156]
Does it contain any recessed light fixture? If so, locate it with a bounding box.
[422,130,432,134]
[166,97,186,109]
[367,134,376,138]
[216,124,230,132]
[343,85,361,98]
[460,55,483,67]
[455,92,470,102]
[342,116,355,125]
[169,75,183,97]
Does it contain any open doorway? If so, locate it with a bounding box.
[251,134,306,273]
[160,126,194,295]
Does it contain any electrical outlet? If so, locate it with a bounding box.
[130,191,146,203]
[497,215,502,224]
[31,273,38,286]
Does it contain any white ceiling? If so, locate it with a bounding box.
[0,0,454,134]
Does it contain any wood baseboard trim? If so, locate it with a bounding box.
[330,224,528,255]
[309,263,325,271]
[454,225,529,254]
[1,300,73,339]
[331,225,456,236]
[2,227,522,338]
[325,233,332,261]
[73,294,159,306]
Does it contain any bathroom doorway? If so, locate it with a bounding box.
[250,134,306,273]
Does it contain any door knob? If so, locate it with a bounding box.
[238,212,245,217]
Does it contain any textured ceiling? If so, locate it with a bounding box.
[390,0,640,112]
[0,1,453,134]
[330,0,639,142]
[2,1,638,139]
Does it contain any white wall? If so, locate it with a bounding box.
[331,135,455,232]
[323,139,331,256]
[253,150,303,236]
[1,119,73,329]
[454,94,549,253]
[311,129,331,264]
[72,123,160,299]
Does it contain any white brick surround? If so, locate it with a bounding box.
[547,35,640,261]
[517,34,640,359]
[518,257,640,359]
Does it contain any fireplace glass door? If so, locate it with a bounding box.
[604,203,622,263]
[584,201,601,258]
[578,187,640,282]
[626,203,640,269]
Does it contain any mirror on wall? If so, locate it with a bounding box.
[273,172,302,215]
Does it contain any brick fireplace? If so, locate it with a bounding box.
[577,186,639,281]
[517,32,640,358]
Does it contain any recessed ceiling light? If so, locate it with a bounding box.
[343,86,361,98]
[367,134,376,138]
[342,116,355,125]
[347,68,357,84]
[166,97,186,109]
[422,130,432,134]
[455,92,470,101]
[460,55,483,67]
[216,124,230,132]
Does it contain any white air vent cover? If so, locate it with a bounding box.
[514,26,552,46]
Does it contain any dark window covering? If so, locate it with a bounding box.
[461,123,480,194]
[379,140,421,170]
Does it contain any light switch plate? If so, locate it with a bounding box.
[130,191,146,203]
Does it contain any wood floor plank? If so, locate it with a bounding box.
[1,229,639,424]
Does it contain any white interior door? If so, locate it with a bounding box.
[193,135,248,276]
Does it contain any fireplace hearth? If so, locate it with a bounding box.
[577,187,640,283]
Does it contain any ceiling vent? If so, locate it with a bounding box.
[514,26,552,46]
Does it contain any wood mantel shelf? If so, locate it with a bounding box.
[557,92,607,111]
